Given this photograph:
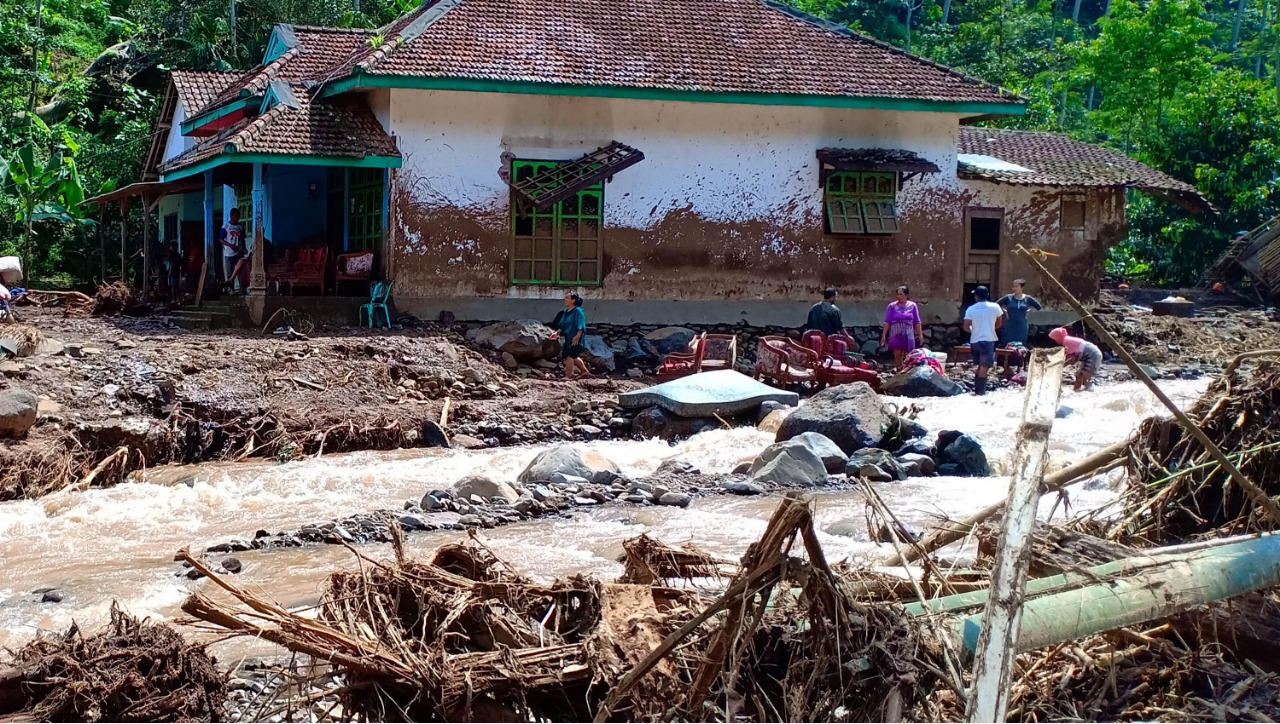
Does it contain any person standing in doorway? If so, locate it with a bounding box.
[166,240,182,302]
[963,285,1003,395]
[996,279,1042,347]
[219,208,245,292]
[805,287,845,336]
[550,292,590,380]
[881,285,924,370]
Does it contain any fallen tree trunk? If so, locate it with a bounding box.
[943,533,1280,659]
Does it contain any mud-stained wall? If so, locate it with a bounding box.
[957,180,1125,306]
[383,88,1122,324]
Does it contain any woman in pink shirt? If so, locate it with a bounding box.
[1048,327,1102,391]
[880,285,923,370]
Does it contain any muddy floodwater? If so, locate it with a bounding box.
[0,378,1207,659]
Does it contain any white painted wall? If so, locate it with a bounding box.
[162,102,194,166]
[386,88,962,294]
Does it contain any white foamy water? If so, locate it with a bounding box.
[0,378,1207,653]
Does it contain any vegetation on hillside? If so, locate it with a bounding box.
[1,0,1277,286]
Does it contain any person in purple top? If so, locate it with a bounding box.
[880,285,923,370]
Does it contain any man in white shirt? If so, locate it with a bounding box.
[963,285,1004,396]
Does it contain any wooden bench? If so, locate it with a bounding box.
[952,345,1027,367]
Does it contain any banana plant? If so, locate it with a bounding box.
[1,128,90,279]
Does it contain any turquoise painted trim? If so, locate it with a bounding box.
[323,71,1025,115]
[264,24,298,63]
[342,167,351,252]
[203,171,216,286]
[162,152,403,182]
[181,98,256,135]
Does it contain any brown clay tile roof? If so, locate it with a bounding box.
[348,0,1019,105]
[194,26,374,115]
[957,127,1209,210]
[170,70,241,115]
[161,89,399,173]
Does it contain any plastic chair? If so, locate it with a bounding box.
[360,281,392,328]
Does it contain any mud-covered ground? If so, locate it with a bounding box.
[0,308,642,500]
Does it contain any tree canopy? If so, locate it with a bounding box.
[2,0,1278,286]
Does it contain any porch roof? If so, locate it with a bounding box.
[816,148,941,173]
[957,127,1212,213]
[509,141,646,211]
[161,90,401,181]
[83,179,205,208]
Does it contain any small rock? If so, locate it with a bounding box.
[64,343,85,358]
[749,441,829,486]
[755,400,787,424]
[82,346,102,356]
[517,444,619,484]
[936,463,963,476]
[451,434,487,449]
[0,388,39,438]
[626,368,644,378]
[623,494,650,504]
[40,589,65,603]
[896,453,938,477]
[655,459,700,476]
[221,557,243,574]
[788,431,849,472]
[531,485,552,501]
[757,409,788,433]
[845,449,908,481]
[399,513,429,530]
[731,461,752,475]
[881,367,964,398]
[574,496,600,506]
[573,424,603,438]
[181,361,201,374]
[115,339,138,349]
[657,491,693,507]
[452,475,519,502]
[0,361,23,376]
[421,420,450,448]
[501,352,518,370]
[590,469,623,485]
[722,480,765,495]
[569,400,591,413]
[895,438,936,458]
[549,472,590,486]
[458,514,483,527]
[101,383,121,398]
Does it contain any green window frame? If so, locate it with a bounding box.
[347,168,384,252]
[510,160,603,286]
[823,171,900,235]
[233,184,254,238]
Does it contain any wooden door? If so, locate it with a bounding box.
[963,207,1003,308]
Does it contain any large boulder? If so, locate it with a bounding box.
[0,388,38,438]
[775,382,888,454]
[748,441,829,486]
[940,434,990,476]
[580,335,616,372]
[631,406,716,441]
[450,475,519,503]
[467,320,559,362]
[518,444,620,484]
[882,367,964,398]
[643,327,696,356]
[788,432,848,473]
[76,417,170,457]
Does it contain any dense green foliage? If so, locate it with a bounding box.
[1,0,1277,285]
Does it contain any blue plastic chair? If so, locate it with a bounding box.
[360,281,392,328]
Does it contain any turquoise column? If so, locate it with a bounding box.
[203,170,216,286]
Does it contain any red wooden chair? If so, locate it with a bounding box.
[656,332,706,380]
[755,336,819,387]
[286,247,327,295]
[700,333,738,372]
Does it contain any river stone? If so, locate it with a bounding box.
[466,320,559,362]
[896,453,937,477]
[76,417,168,457]
[656,459,700,476]
[722,480,766,495]
[775,382,888,454]
[631,406,715,441]
[749,441,828,486]
[755,400,787,423]
[618,370,798,417]
[643,327,696,356]
[0,388,38,438]
[580,335,616,372]
[824,518,864,538]
[940,434,990,476]
[882,366,964,398]
[757,409,788,433]
[657,491,693,507]
[221,557,243,574]
[450,475,519,503]
[518,444,620,484]
[845,448,907,481]
[789,431,848,472]
[420,419,450,448]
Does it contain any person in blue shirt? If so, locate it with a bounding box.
[995,279,1043,347]
[550,292,589,379]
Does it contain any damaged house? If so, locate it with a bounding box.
[116,0,1210,328]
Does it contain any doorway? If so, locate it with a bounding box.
[963,207,1003,309]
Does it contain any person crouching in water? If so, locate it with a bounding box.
[1048,327,1102,391]
[550,292,590,380]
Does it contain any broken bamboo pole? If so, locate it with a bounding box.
[1015,244,1280,529]
[880,440,1127,567]
[967,348,1064,723]
[946,533,1280,659]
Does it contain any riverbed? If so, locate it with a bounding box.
[0,377,1207,657]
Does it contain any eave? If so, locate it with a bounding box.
[321,70,1027,116]
[181,97,259,137]
[161,151,403,182]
